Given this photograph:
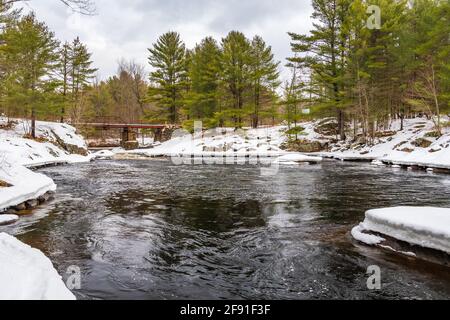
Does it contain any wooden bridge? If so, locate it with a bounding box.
[76,122,179,149]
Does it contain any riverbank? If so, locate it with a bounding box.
[0,118,91,214]
[0,118,90,300]
[316,117,450,171]
[0,233,75,300]
[97,117,450,173]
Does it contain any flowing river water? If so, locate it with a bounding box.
[3,159,450,299]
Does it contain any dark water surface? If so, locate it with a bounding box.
[4,160,450,299]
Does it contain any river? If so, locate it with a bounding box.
[3,159,450,299]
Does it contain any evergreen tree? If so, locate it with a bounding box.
[288,0,350,140]
[185,37,221,127]
[249,35,280,128]
[1,12,59,137]
[220,31,252,127]
[147,31,186,124]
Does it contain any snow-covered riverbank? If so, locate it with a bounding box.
[318,117,450,170]
[0,233,75,300]
[0,118,91,214]
[100,125,323,164]
[0,119,87,300]
[95,117,450,172]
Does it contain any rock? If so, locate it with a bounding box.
[425,131,441,138]
[25,199,38,209]
[4,209,17,215]
[400,148,415,153]
[412,138,433,148]
[0,214,19,226]
[394,141,408,149]
[50,129,88,156]
[429,148,442,153]
[13,203,26,211]
[281,140,328,153]
[122,141,139,150]
[0,180,12,188]
[314,119,339,136]
[374,131,396,138]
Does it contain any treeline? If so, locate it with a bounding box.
[0,2,97,137]
[1,0,449,139]
[288,0,450,140]
[146,31,280,129]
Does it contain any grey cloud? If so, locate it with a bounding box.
[22,0,313,79]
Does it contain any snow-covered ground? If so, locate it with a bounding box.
[321,117,450,170]
[352,207,450,255]
[0,233,75,300]
[95,117,450,172]
[104,126,325,166]
[0,118,91,213]
[0,117,90,168]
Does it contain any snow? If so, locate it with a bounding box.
[353,207,450,254]
[115,126,325,165]
[351,224,385,245]
[0,117,91,168]
[0,118,91,212]
[92,149,115,160]
[0,161,56,212]
[275,153,323,163]
[0,233,75,300]
[320,117,450,170]
[0,214,18,226]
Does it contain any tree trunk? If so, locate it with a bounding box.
[337,109,346,141]
[31,108,36,138]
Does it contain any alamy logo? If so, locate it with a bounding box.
[367,265,382,290]
[367,5,381,30]
[66,265,81,290]
[169,121,281,176]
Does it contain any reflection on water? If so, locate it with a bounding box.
[3,160,450,300]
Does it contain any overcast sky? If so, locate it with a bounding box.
[21,0,313,80]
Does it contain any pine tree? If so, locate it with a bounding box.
[185,37,221,127]
[249,35,280,128]
[147,31,187,124]
[288,0,350,140]
[220,31,252,128]
[1,12,59,137]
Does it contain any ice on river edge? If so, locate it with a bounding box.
[0,233,75,300]
[352,207,450,255]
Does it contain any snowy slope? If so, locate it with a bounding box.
[0,117,90,167]
[0,118,91,213]
[0,233,75,300]
[321,117,450,169]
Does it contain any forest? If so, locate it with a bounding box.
[0,0,449,140]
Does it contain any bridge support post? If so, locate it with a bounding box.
[154,128,163,143]
[121,127,139,150]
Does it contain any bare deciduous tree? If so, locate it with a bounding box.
[2,0,95,15]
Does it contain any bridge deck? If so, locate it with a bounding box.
[76,123,172,129]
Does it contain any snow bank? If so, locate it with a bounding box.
[353,207,450,254]
[0,161,56,212]
[120,126,319,161]
[0,233,75,300]
[275,153,323,163]
[0,214,18,226]
[0,118,91,212]
[351,224,385,245]
[0,117,91,167]
[321,117,450,170]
